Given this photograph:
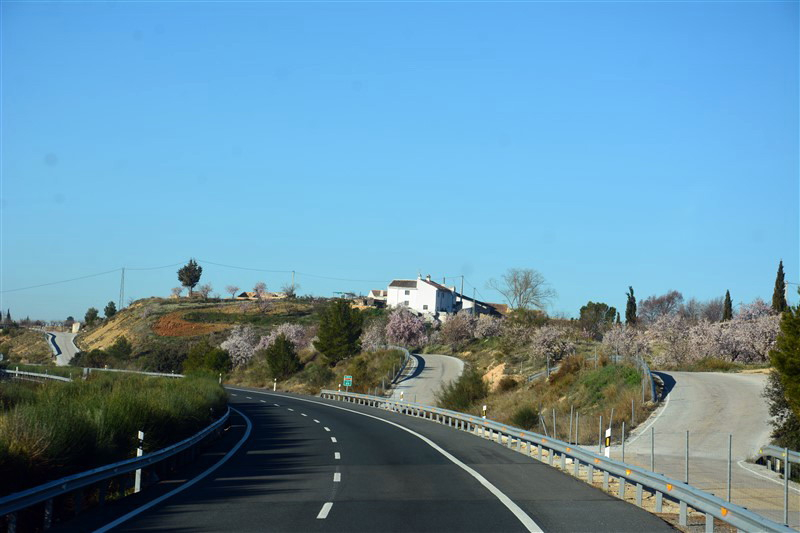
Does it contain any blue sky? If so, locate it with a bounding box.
[1,1,798,321]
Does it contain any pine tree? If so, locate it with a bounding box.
[265,333,302,379]
[772,260,788,313]
[770,288,800,421]
[104,301,117,319]
[722,290,733,321]
[625,287,637,325]
[314,299,363,363]
[4,310,10,324]
[177,258,203,297]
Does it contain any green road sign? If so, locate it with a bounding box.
[343,375,353,387]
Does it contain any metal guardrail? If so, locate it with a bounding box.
[633,355,658,402]
[1,369,72,383]
[759,445,800,465]
[321,389,793,533]
[3,364,184,380]
[0,407,230,522]
[387,345,411,385]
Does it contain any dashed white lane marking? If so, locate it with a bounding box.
[324,427,331,432]
[273,404,280,407]
[316,502,333,519]
[334,452,341,460]
[301,413,307,417]
[95,408,253,532]
[246,396,252,399]
[230,394,237,396]
[333,473,341,482]
[314,419,320,423]
[288,408,294,412]
[260,400,266,403]
[225,387,543,533]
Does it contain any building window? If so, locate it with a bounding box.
[423,304,428,310]
[404,300,409,306]
[404,290,410,295]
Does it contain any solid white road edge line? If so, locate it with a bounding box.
[226,387,543,533]
[94,407,253,533]
[624,390,671,447]
[316,502,333,519]
[736,460,800,494]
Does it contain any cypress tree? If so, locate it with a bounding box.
[5,310,10,323]
[314,299,363,363]
[625,286,637,325]
[770,288,800,420]
[722,290,733,321]
[616,311,621,324]
[772,260,788,313]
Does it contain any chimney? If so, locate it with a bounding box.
[426,274,431,281]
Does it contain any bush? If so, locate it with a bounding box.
[183,339,232,375]
[314,300,363,363]
[301,362,335,388]
[496,376,518,392]
[511,406,538,430]
[264,333,301,380]
[436,368,489,412]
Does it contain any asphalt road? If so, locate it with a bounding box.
[105,388,673,532]
[618,371,799,527]
[46,331,79,366]
[390,353,465,406]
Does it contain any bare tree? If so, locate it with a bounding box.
[254,281,267,299]
[487,268,556,310]
[638,290,684,324]
[226,285,240,299]
[281,282,299,299]
[198,283,213,300]
[701,297,725,322]
[171,287,183,298]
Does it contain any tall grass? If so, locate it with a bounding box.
[0,373,226,495]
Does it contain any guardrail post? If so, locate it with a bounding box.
[618,476,625,499]
[538,444,543,461]
[603,470,609,491]
[655,491,663,512]
[679,501,688,526]
[587,463,594,484]
[573,458,580,477]
[635,483,642,506]
[560,453,566,470]
[705,513,713,533]
[548,448,554,466]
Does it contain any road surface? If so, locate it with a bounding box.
[618,371,799,527]
[391,352,464,406]
[46,331,79,366]
[71,388,673,532]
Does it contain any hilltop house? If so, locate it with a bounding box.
[387,276,457,315]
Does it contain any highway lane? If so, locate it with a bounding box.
[109,388,672,532]
[391,353,464,406]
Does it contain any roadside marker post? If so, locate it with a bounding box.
[273,378,277,391]
[134,431,144,493]
[604,428,611,458]
[482,405,487,419]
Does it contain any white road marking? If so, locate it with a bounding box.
[316,502,333,519]
[737,460,800,494]
[95,408,253,533]
[230,394,237,396]
[225,387,543,533]
[274,404,280,407]
[301,413,307,417]
[314,419,320,423]
[260,400,266,403]
[288,408,294,412]
[324,427,331,432]
[334,452,341,460]
[625,391,671,447]
[246,396,252,399]
[333,472,341,482]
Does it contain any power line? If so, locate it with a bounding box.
[0,268,122,293]
[295,272,390,284]
[196,259,292,274]
[126,262,185,271]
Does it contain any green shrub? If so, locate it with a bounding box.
[314,300,363,363]
[511,406,538,430]
[183,339,232,375]
[436,368,489,412]
[301,362,334,388]
[264,334,301,380]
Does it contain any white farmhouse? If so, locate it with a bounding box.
[387,275,457,315]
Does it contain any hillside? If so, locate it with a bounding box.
[0,327,51,364]
[76,297,326,355]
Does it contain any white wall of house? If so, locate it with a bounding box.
[387,283,418,309]
[388,278,458,314]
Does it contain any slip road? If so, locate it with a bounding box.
[105,388,673,532]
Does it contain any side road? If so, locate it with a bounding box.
[390,352,464,405]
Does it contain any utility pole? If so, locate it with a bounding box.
[460,275,464,309]
[119,268,125,310]
[291,270,295,290]
[473,288,477,315]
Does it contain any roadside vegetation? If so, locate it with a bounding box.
[0,372,226,495]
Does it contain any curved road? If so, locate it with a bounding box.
[73,388,672,532]
[619,371,798,527]
[46,331,79,366]
[391,353,464,406]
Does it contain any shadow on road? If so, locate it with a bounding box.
[397,354,425,384]
[653,371,676,400]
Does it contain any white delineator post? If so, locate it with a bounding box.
[273,378,277,391]
[482,405,487,419]
[134,430,144,493]
[604,428,611,458]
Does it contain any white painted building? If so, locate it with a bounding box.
[387,275,457,315]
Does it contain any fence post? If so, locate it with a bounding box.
[631,397,635,426]
[727,434,732,503]
[598,416,603,453]
[569,405,573,444]
[650,427,655,471]
[135,430,144,493]
[685,430,689,484]
[553,409,556,441]
[622,421,625,463]
[785,447,790,526]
